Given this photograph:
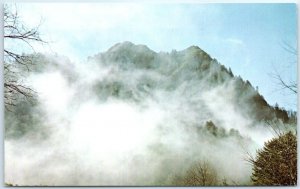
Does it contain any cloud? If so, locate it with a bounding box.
[225,38,244,46]
[4,44,287,185]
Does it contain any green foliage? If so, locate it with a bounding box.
[250,131,297,185]
[205,121,218,136]
[5,97,49,140]
[273,104,290,123]
[201,120,241,139]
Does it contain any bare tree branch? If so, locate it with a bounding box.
[3,4,46,108]
[273,42,297,94]
[270,68,297,94]
[280,41,297,56]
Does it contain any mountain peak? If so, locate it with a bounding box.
[186,45,202,51]
[184,45,207,55]
[107,41,155,54]
[181,45,213,62]
[107,41,134,52]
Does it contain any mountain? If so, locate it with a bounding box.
[89,41,294,124]
[5,41,296,186]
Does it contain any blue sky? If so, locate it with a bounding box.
[13,3,297,110]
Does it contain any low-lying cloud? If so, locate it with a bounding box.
[4,42,293,186]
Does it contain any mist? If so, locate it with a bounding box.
[4,42,293,186]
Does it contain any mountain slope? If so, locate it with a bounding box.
[89,41,293,124]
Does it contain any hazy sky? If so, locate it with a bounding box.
[12,3,297,110]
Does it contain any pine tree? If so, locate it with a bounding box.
[250,132,297,185]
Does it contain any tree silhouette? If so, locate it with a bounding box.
[272,42,297,94]
[4,4,45,108]
[172,160,218,186]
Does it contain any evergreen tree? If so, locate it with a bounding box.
[250,132,297,185]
